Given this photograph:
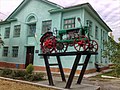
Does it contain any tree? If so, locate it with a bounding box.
[103,37,120,76]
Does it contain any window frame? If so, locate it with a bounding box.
[4,27,10,39]
[86,20,92,36]
[95,55,98,63]
[2,47,9,57]
[95,26,98,39]
[42,20,52,34]
[12,46,19,57]
[27,23,36,37]
[13,25,21,37]
[63,18,75,29]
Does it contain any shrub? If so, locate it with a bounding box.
[1,68,12,76]
[14,70,27,77]
[24,74,34,81]
[26,64,34,74]
[32,72,44,81]
[24,72,44,81]
[0,68,44,81]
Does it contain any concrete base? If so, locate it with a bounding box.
[38,79,100,90]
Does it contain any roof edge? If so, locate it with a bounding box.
[0,18,17,25]
[49,3,88,13]
[6,0,63,20]
[86,4,112,32]
[6,0,26,20]
[44,0,63,9]
[49,3,112,32]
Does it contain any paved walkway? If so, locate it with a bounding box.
[37,69,112,90]
[37,79,100,90]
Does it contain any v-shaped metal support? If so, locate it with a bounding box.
[39,51,97,89]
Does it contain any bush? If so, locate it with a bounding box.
[26,64,34,74]
[24,72,44,81]
[24,74,34,81]
[32,72,44,81]
[13,70,27,77]
[0,68,44,81]
[1,68,12,76]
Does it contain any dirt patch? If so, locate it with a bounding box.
[0,79,55,90]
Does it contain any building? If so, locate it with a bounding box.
[0,0,112,73]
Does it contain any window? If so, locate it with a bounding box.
[86,20,92,36]
[12,46,19,57]
[103,31,107,43]
[4,27,10,38]
[42,20,52,34]
[28,24,36,36]
[104,32,107,41]
[95,26,98,39]
[100,50,103,63]
[103,31,107,50]
[95,55,98,63]
[13,25,21,37]
[101,29,102,41]
[64,18,75,29]
[2,47,8,57]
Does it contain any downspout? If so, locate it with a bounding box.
[60,12,63,29]
[82,8,85,26]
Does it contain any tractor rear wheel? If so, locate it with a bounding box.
[74,35,89,51]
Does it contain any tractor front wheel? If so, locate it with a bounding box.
[42,36,56,53]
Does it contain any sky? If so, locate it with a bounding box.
[0,0,120,42]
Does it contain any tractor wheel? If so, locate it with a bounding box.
[87,40,98,52]
[74,35,89,51]
[56,42,68,52]
[42,36,56,53]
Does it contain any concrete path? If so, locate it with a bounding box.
[37,76,100,90]
[37,69,112,90]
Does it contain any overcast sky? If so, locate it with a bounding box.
[0,0,120,42]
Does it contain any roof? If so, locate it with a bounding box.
[6,0,63,20]
[49,3,112,32]
[1,1,112,32]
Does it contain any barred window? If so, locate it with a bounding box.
[95,55,98,63]
[13,25,21,37]
[103,31,107,50]
[28,24,36,37]
[64,18,75,29]
[95,26,98,39]
[42,20,52,34]
[12,46,19,57]
[101,29,102,41]
[4,27,10,38]
[2,47,8,57]
[86,20,92,36]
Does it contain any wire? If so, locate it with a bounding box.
[0,12,8,16]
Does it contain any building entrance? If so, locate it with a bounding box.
[25,46,34,68]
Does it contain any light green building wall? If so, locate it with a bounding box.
[0,1,111,70]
